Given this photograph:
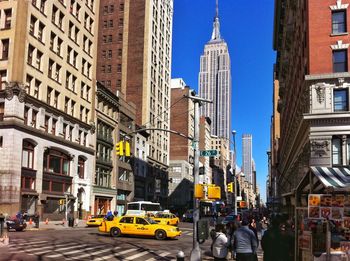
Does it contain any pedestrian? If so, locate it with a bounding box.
[226,219,241,259]
[211,224,229,261]
[248,218,258,243]
[261,217,291,261]
[113,210,118,217]
[232,218,258,261]
[260,216,269,236]
[105,210,113,221]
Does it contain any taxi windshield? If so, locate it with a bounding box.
[146,217,157,224]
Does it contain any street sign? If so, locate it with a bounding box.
[200,150,217,157]
[237,196,242,201]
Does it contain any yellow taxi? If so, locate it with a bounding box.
[86,215,106,227]
[98,215,181,240]
[152,212,180,226]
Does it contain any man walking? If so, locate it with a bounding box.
[233,218,258,261]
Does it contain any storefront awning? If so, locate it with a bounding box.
[298,166,350,194]
[310,166,350,188]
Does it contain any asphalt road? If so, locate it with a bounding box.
[0,222,216,261]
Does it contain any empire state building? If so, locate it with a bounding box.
[199,0,231,139]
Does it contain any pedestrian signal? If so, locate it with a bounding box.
[208,186,221,199]
[194,184,204,199]
[59,199,65,205]
[227,182,234,193]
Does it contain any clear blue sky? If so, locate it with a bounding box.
[171,0,276,202]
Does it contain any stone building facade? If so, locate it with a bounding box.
[273,0,350,209]
[0,0,98,219]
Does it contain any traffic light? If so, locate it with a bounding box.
[194,184,204,199]
[125,141,130,157]
[227,182,234,193]
[116,141,124,156]
[59,199,65,205]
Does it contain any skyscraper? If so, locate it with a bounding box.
[199,0,231,139]
[242,134,253,184]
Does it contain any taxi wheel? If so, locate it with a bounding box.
[110,227,121,237]
[155,229,167,240]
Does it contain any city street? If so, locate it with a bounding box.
[0,222,263,261]
[0,223,212,261]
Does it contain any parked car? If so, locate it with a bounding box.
[182,209,194,222]
[6,218,27,232]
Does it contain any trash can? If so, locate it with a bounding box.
[68,217,74,227]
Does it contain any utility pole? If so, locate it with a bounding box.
[232,130,237,216]
[186,93,212,261]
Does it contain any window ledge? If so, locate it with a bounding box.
[331,32,349,36]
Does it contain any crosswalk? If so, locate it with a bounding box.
[8,238,176,260]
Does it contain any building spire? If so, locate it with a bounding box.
[211,0,221,41]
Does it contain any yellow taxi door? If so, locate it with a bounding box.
[118,216,134,234]
[134,217,153,236]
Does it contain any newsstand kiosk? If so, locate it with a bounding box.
[295,166,350,261]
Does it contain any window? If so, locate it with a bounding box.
[332,137,342,165]
[4,9,12,29]
[333,50,348,72]
[77,156,85,179]
[22,140,35,169]
[136,218,148,225]
[334,89,348,111]
[332,10,347,34]
[2,39,9,60]
[119,217,133,224]
[43,149,70,175]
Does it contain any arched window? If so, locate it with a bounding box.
[77,156,85,179]
[43,149,70,175]
[22,140,35,169]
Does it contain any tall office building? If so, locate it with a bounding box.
[242,134,253,184]
[125,0,173,206]
[0,0,98,219]
[198,0,231,139]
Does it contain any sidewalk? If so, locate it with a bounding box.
[23,219,88,231]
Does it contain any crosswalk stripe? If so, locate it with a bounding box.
[45,243,87,254]
[67,246,121,260]
[10,240,49,247]
[25,242,74,252]
[46,244,95,258]
[124,250,150,260]
[93,248,137,261]
[31,243,79,255]
[145,252,171,261]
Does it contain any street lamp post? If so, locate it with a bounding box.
[232,130,237,215]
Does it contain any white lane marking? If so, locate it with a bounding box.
[144,252,171,261]
[124,251,150,260]
[67,246,121,260]
[93,248,137,261]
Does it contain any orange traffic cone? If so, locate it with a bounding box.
[45,218,49,225]
[29,218,33,225]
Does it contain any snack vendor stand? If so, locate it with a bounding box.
[295,166,350,261]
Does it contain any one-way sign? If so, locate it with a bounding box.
[200,150,217,157]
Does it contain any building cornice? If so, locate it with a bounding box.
[0,120,95,155]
